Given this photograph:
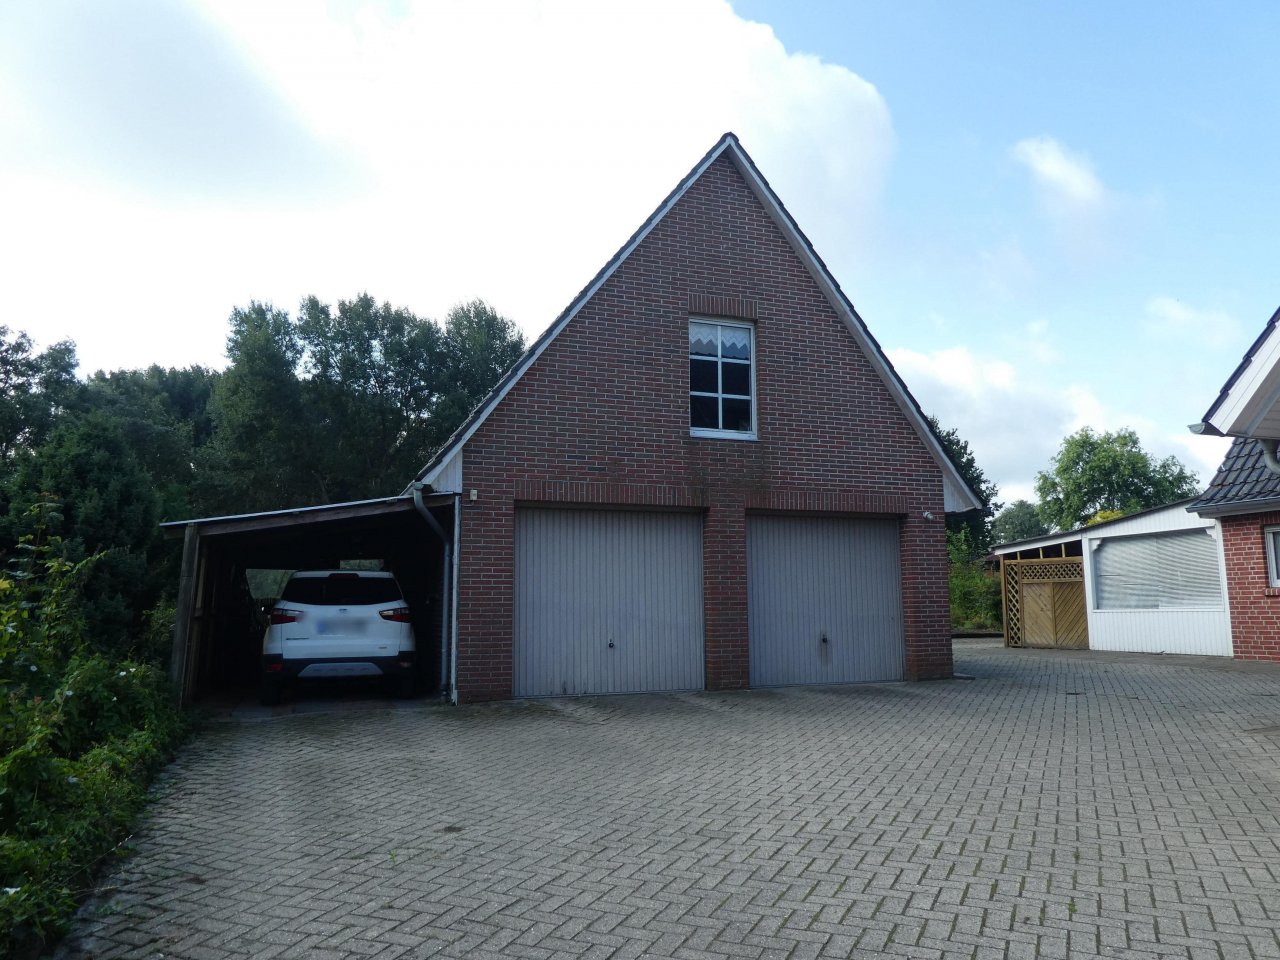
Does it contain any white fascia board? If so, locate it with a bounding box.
[721,144,983,513]
[422,447,464,493]
[991,531,1081,555]
[1211,324,1280,437]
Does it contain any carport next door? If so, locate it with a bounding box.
[513,508,705,697]
[748,515,904,686]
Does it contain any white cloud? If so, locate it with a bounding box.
[1171,433,1231,484]
[0,0,895,373]
[889,343,1218,505]
[1011,135,1105,218]
[1143,296,1240,348]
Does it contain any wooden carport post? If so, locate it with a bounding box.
[170,523,200,706]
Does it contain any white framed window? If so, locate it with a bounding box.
[1265,526,1280,587]
[689,319,755,439]
[1093,529,1223,610]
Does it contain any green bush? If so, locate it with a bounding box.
[0,504,186,955]
[947,529,1002,633]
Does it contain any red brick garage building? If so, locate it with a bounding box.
[410,134,980,703]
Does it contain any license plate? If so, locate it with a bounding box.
[316,618,367,636]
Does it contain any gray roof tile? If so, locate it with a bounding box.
[1189,437,1280,512]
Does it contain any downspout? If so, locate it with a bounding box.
[450,496,460,705]
[412,482,452,700]
[1260,438,1280,476]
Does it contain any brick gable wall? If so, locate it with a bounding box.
[453,154,951,702]
[1220,512,1280,661]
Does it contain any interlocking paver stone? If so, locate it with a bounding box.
[54,640,1280,959]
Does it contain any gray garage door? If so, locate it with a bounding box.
[514,508,704,697]
[748,515,903,686]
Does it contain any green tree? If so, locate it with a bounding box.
[5,414,163,657]
[928,417,1001,556]
[81,365,219,522]
[991,499,1048,544]
[195,295,525,515]
[296,293,447,501]
[195,302,314,513]
[1034,427,1199,531]
[0,327,78,459]
[431,299,526,449]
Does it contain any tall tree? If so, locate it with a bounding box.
[194,295,525,515]
[6,412,163,656]
[82,365,219,521]
[1034,427,1199,531]
[928,417,1001,556]
[0,326,78,459]
[195,303,313,513]
[431,300,527,450]
[991,499,1048,544]
[296,293,446,501]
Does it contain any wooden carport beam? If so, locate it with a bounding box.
[170,523,200,706]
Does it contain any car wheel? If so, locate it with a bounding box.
[260,677,283,706]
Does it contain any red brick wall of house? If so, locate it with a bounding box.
[452,154,952,702]
[1220,512,1280,662]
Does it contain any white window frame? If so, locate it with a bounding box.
[1265,526,1280,587]
[689,318,757,440]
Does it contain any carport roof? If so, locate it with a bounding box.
[160,492,454,538]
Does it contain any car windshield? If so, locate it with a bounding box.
[281,575,402,606]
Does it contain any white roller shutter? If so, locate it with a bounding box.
[1093,529,1222,610]
[747,516,903,686]
[513,508,704,697]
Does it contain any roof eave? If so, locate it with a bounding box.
[1198,304,1280,439]
[1187,495,1280,519]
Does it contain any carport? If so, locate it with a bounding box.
[162,491,456,706]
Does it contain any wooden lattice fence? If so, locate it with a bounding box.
[1002,558,1087,648]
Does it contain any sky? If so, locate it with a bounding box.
[2,0,1275,504]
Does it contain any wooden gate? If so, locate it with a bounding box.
[1002,559,1088,649]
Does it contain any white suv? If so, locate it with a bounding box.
[260,570,417,704]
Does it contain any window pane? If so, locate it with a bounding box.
[1271,530,1280,584]
[689,323,718,357]
[690,358,718,393]
[722,398,752,432]
[690,394,719,429]
[721,326,750,361]
[282,575,403,605]
[721,361,751,397]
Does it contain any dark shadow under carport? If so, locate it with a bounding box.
[162,492,456,706]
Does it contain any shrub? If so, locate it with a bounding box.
[0,503,186,955]
[947,529,1002,633]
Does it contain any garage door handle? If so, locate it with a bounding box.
[821,633,828,645]
[608,640,615,649]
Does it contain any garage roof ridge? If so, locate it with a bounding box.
[405,133,981,513]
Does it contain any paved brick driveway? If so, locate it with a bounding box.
[58,640,1280,960]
